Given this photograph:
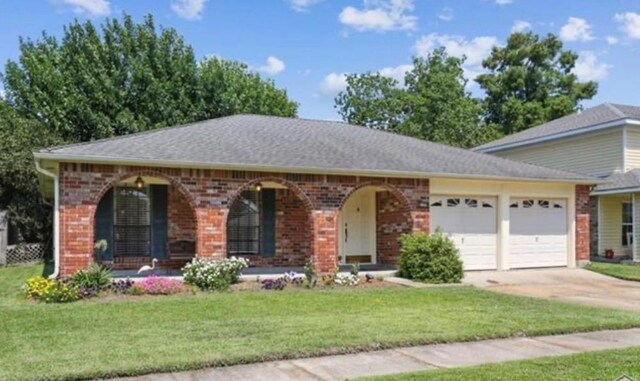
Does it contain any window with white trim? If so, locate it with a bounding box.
[622,201,633,247]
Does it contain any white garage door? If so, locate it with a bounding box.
[430,196,497,270]
[509,198,568,269]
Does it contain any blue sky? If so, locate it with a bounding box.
[1,0,639,120]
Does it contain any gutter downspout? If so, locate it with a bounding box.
[34,160,59,279]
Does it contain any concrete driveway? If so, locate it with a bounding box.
[464,268,640,312]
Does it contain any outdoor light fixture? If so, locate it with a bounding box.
[134,176,145,189]
[254,182,262,192]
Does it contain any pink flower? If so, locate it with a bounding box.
[138,276,185,295]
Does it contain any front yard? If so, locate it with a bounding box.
[585,262,640,281]
[3,264,640,381]
[362,347,640,381]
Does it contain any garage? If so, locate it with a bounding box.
[509,198,568,269]
[430,196,498,270]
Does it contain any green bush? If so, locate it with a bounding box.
[25,276,80,303]
[69,263,112,290]
[397,231,464,284]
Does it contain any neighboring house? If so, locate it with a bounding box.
[476,103,640,261]
[34,115,593,277]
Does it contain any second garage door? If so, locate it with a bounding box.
[430,196,498,270]
[509,198,568,269]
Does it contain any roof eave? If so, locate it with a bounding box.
[476,118,640,153]
[33,152,597,185]
[592,186,640,196]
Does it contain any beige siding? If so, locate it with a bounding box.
[626,127,640,170]
[497,130,623,177]
[598,194,631,257]
[634,194,640,261]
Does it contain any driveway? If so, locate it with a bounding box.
[464,268,640,312]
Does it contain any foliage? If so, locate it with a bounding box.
[0,13,297,243]
[69,262,112,291]
[135,276,186,295]
[397,232,464,284]
[350,262,360,276]
[109,278,135,294]
[25,276,79,303]
[261,277,286,291]
[303,260,317,288]
[334,273,360,286]
[335,48,499,148]
[182,257,249,291]
[476,32,598,135]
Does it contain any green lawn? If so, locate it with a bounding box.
[585,262,640,281]
[362,347,640,381]
[4,265,640,381]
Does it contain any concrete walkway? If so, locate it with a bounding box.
[110,328,640,381]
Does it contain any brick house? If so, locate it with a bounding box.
[34,115,594,277]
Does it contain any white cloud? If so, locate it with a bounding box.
[573,51,611,81]
[288,0,323,12]
[338,0,417,32]
[437,7,454,22]
[321,73,348,96]
[379,64,413,84]
[257,56,286,75]
[494,0,513,5]
[606,36,619,45]
[59,0,110,16]
[559,17,594,42]
[414,33,497,66]
[171,0,207,21]
[511,20,531,33]
[615,12,640,39]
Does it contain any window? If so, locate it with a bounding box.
[465,198,478,208]
[227,190,276,256]
[447,198,460,207]
[523,200,534,208]
[622,202,633,247]
[114,186,151,257]
[538,200,550,208]
[430,200,442,207]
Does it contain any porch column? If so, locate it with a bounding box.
[575,185,591,265]
[59,204,96,276]
[634,194,640,262]
[196,208,227,260]
[312,210,338,273]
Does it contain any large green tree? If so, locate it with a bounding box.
[335,48,498,148]
[476,32,598,135]
[0,13,297,244]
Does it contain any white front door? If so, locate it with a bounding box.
[509,198,568,269]
[430,196,498,270]
[340,189,376,264]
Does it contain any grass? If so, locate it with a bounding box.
[3,265,640,381]
[585,262,640,282]
[361,347,640,381]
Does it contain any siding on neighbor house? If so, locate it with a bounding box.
[496,129,623,177]
[598,194,631,257]
[625,127,640,171]
[635,193,640,261]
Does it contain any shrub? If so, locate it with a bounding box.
[182,257,249,291]
[303,260,317,288]
[25,276,80,303]
[397,232,464,284]
[334,273,360,286]
[136,276,186,295]
[69,263,112,291]
[25,276,53,299]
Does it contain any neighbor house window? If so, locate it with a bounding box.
[623,202,633,247]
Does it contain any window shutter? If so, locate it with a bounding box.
[261,189,276,257]
[151,185,168,259]
[95,188,114,261]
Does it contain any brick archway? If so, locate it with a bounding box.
[223,176,315,266]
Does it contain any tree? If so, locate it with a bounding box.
[335,48,498,148]
[476,32,598,135]
[0,13,297,243]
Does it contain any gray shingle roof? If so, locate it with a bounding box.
[36,114,595,182]
[594,169,640,193]
[476,103,640,152]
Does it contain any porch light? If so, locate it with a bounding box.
[134,176,145,189]
[254,182,262,192]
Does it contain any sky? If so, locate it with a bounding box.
[0,0,639,121]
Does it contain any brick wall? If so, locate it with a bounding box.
[167,185,197,256]
[57,163,430,276]
[376,191,412,264]
[588,196,598,257]
[575,185,591,262]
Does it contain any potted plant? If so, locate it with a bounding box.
[604,248,615,259]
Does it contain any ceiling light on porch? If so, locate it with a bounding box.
[134,176,145,189]
[254,182,262,192]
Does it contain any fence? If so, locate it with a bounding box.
[5,243,46,265]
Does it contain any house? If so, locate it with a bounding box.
[476,103,640,262]
[34,114,593,277]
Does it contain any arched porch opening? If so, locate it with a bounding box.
[338,183,412,266]
[226,178,314,267]
[93,174,197,271]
